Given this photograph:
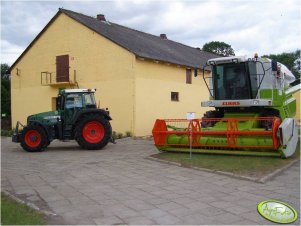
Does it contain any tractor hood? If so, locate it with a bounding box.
[27,111,61,124]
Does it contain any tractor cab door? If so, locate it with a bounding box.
[63,93,84,125]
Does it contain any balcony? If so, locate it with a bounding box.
[41,70,78,87]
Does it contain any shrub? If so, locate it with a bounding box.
[117,133,123,139]
[1,129,13,137]
[125,131,132,137]
[112,131,117,140]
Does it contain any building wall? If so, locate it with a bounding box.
[11,13,136,134]
[134,59,212,136]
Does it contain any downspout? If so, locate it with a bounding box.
[132,54,136,136]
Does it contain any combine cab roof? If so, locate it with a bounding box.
[207,56,247,65]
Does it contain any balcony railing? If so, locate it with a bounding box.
[41,70,78,87]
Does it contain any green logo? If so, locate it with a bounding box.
[258,200,298,224]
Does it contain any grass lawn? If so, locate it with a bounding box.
[1,193,45,225]
[151,142,300,178]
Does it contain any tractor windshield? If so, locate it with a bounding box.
[65,93,96,109]
[213,63,251,100]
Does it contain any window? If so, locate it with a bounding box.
[83,93,96,106]
[213,63,250,100]
[52,97,57,111]
[65,94,83,109]
[171,92,179,101]
[247,61,260,98]
[186,69,192,84]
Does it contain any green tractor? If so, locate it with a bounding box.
[12,89,113,152]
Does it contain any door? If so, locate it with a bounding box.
[56,55,69,82]
[64,93,83,125]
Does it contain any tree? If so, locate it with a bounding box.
[262,50,300,85]
[1,63,11,116]
[202,41,235,57]
[1,63,10,79]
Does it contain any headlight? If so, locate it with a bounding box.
[253,100,259,105]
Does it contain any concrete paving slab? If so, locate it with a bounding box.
[124,216,155,225]
[152,213,181,225]
[93,215,124,225]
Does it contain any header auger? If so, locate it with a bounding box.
[153,55,300,158]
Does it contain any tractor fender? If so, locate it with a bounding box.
[27,120,52,140]
[74,109,112,123]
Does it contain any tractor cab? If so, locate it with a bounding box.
[212,61,260,100]
[205,56,266,100]
[56,89,97,111]
[57,89,97,124]
[201,56,274,108]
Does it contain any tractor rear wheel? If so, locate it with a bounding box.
[20,125,48,152]
[75,114,112,150]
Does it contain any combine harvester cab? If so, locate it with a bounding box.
[153,55,300,158]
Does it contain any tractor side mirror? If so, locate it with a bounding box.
[271,60,278,72]
[194,68,198,77]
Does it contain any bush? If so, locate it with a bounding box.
[117,132,123,139]
[125,131,132,137]
[112,131,131,140]
[1,116,11,130]
[112,131,117,140]
[112,131,123,140]
[1,129,13,137]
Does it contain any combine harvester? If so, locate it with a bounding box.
[153,55,300,158]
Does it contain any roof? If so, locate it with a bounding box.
[11,8,218,70]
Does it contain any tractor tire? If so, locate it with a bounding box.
[201,110,223,128]
[20,125,48,152]
[75,114,112,150]
[45,140,51,147]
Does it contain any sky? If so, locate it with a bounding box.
[1,0,300,65]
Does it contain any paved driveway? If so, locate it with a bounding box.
[1,137,300,225]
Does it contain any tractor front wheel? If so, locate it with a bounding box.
[75,114,112,150]
[20,125,48,152]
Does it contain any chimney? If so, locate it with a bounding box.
[195,47,201,50]
[97,14,106,21]
[160,34,167,40]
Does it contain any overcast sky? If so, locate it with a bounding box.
[1,0,300,65]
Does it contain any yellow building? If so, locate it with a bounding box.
[11,9,301,136]
[10,9,217,136]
